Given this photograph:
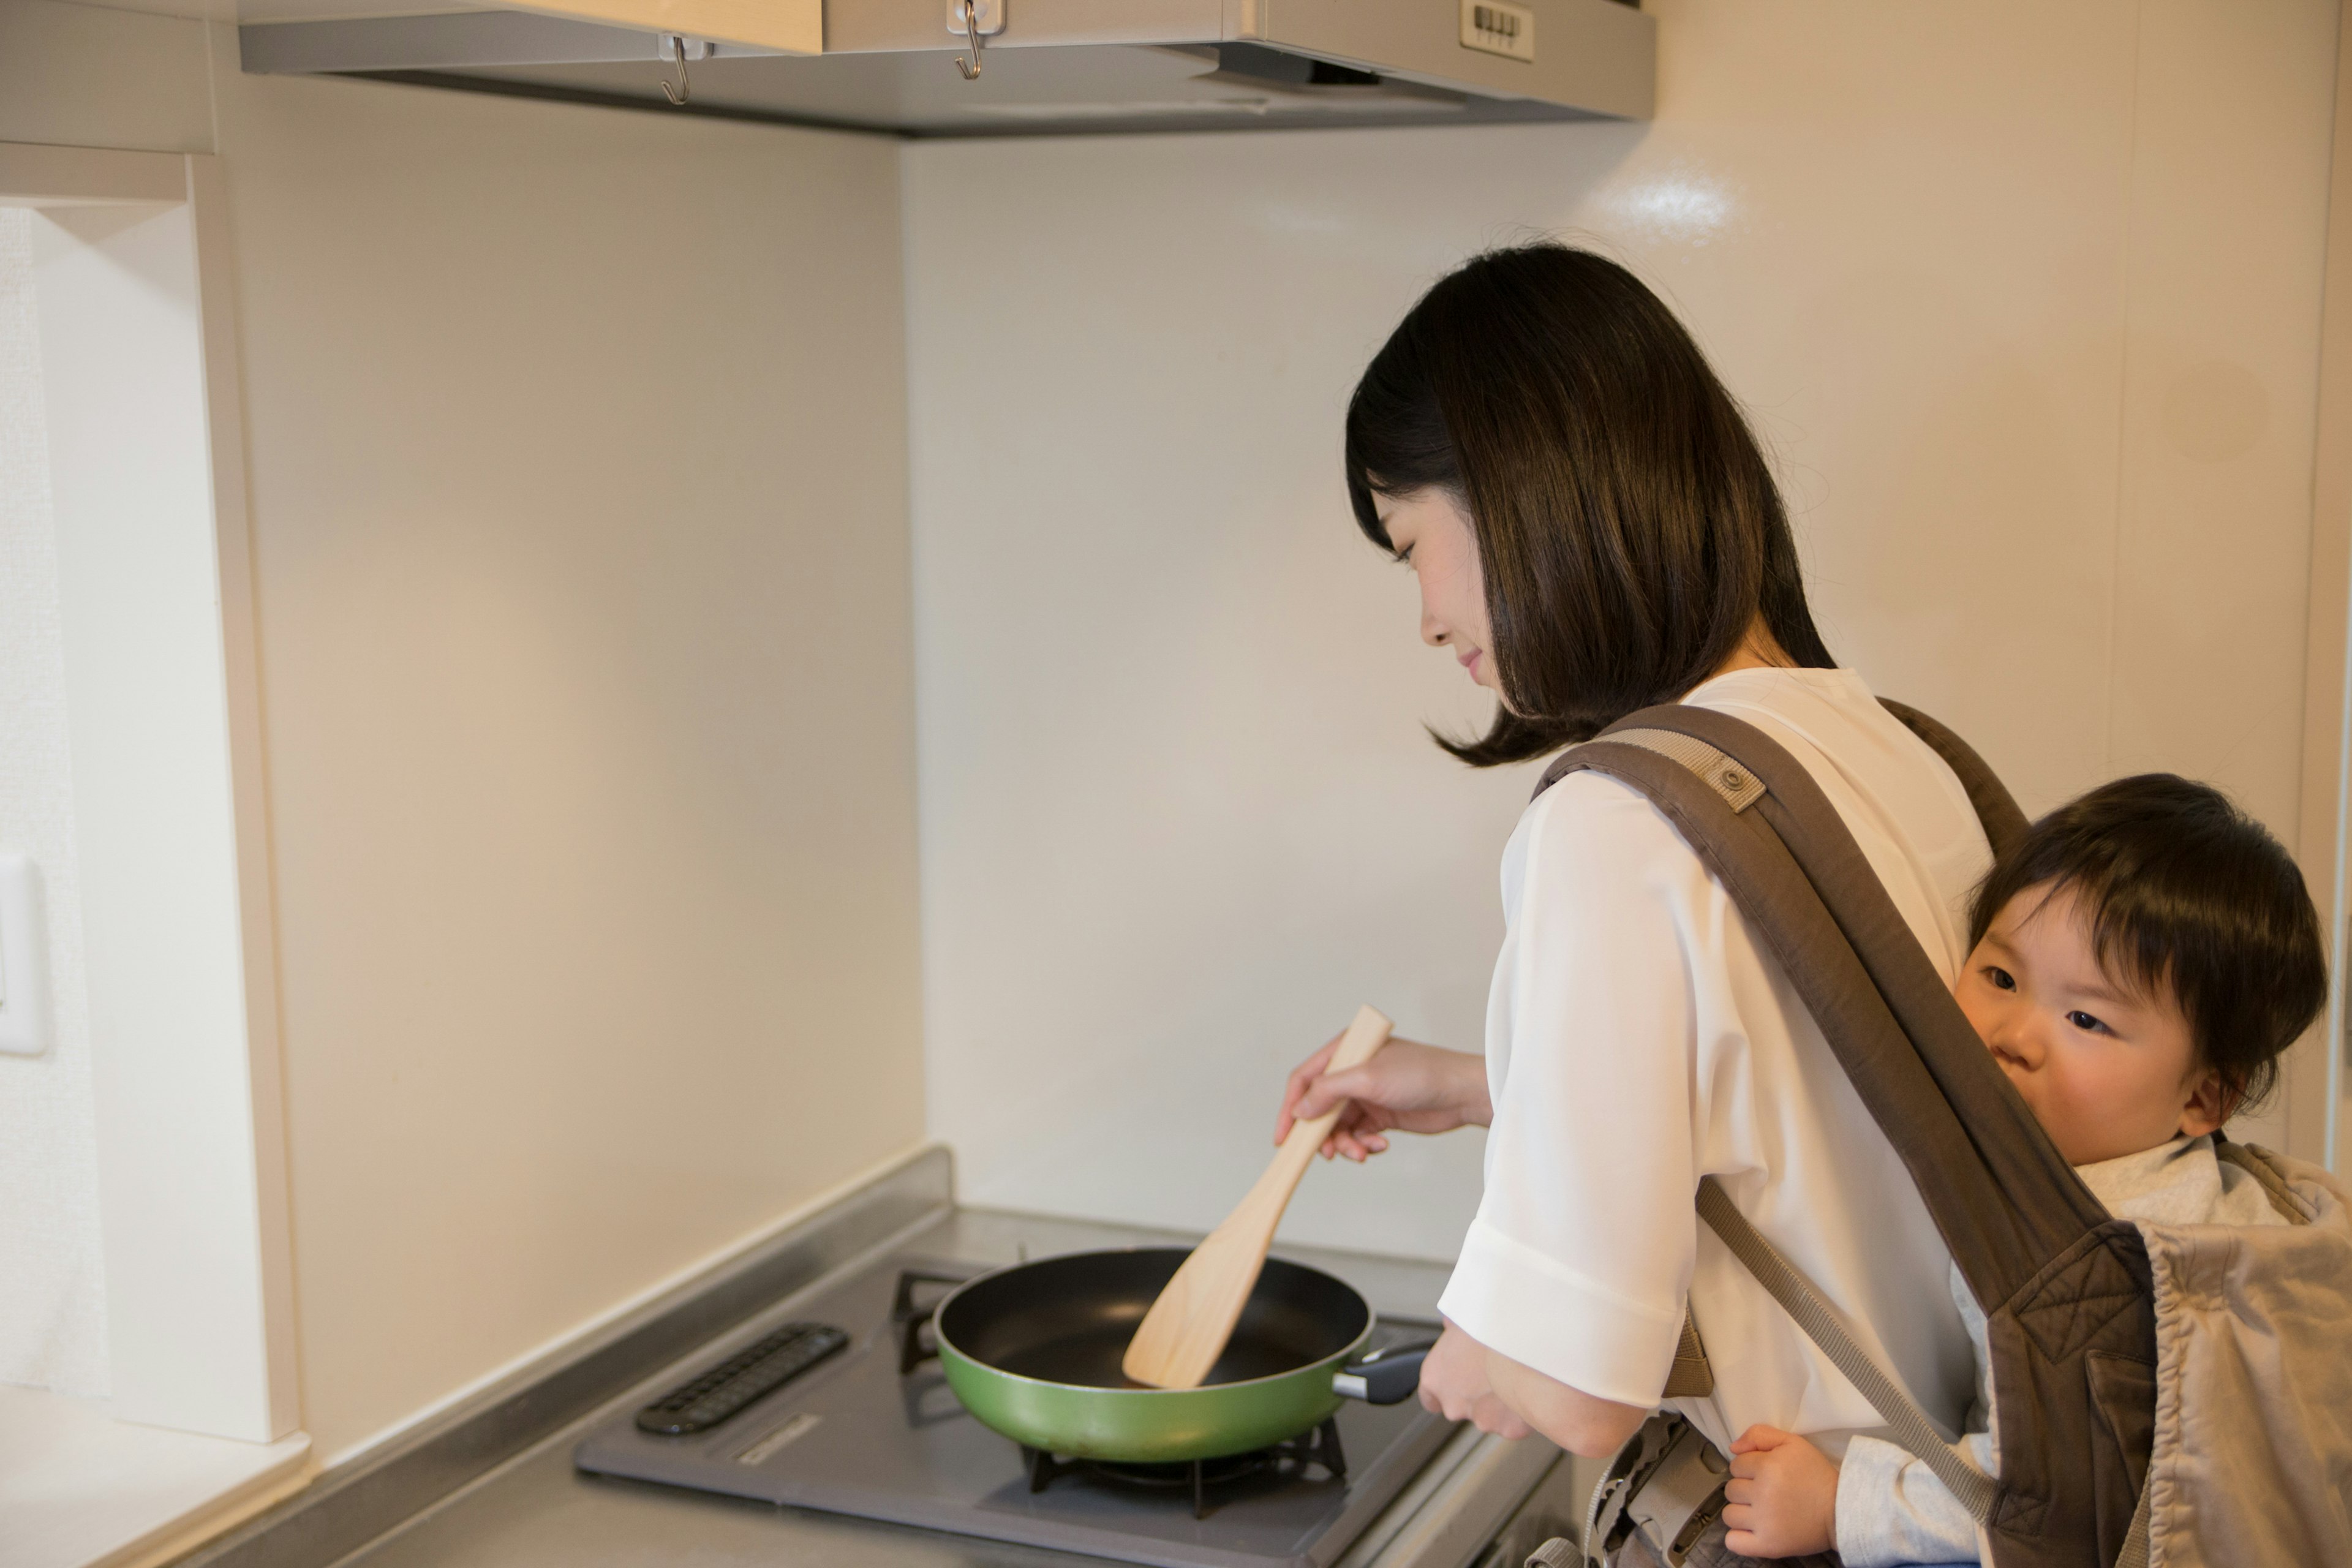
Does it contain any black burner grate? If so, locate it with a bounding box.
[891,1267,969,1373]
[1022,1419,1349,1520]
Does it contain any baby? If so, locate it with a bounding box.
[1719,774,2329,1566]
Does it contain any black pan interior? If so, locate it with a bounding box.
[938,1248,1370,1390]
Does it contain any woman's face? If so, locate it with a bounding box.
[1378,488,1502,695]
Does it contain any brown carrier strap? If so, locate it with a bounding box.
[1539,706,2108,1310]
[1534,699,2157,1568]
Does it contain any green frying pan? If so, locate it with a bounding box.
[933,1247,1434,1463]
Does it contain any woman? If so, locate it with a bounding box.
[1275,246,1988,1550]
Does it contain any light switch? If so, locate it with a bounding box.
[0,851,54,1057]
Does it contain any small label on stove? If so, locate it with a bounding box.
[736,1411,823,1466]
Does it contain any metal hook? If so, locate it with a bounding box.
[658,34,691,106]
[954,0,984,80]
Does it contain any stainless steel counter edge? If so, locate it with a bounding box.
[1338,1429,1563,1568]
[181,1145,957,1568]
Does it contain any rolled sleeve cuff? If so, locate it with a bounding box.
[1436,1216,1684,1409]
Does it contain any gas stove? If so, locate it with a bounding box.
[575,1248,1458,1568]
[184,1153,1574,1568]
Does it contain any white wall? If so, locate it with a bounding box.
[906,0,2340,1258]
[33,181,302,1441]
[0,0,212,156]
[4,0,929,1463]
[207,59,928,1461]
[0,206,108,1400]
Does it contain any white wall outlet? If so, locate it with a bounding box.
[947,0,1005,39]
[1460,0,1536,63]
[0,851,53,1057]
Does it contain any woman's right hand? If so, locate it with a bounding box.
[1274,1030,1491,1161]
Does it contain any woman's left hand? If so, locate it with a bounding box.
[1414,1322,1531,1438]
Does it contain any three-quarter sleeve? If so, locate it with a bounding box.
[1436,771,1714,1408]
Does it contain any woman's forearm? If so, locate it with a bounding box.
[1447,1045,1494,1128]
[1484,1345,1649,1458]
[1276,1036,1493,1160]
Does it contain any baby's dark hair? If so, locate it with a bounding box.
[1969,774,2326,1114]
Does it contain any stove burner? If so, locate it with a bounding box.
[577,1253,1454,1568]
[1020,1418,1348,1520]
[889,1265,1362,1518]
[1084,1452,1275,1490]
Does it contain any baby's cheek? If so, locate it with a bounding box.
[2038,1068,2123,1163]
[1951,981,2002,1047]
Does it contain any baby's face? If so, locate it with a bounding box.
[1954,882,2228,1166]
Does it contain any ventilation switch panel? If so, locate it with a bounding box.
[1460,1,1536,63]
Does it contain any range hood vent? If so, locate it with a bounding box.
[239,1,1653,139]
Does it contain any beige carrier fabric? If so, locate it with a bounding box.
[2134,1144,2352,1567]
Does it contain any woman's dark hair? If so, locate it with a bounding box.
[1344,243,1834,765]
[1969,775,2327,1115]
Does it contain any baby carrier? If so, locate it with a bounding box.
[1512,701,2352,1568]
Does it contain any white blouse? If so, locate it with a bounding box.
[1434,667,1992,1458]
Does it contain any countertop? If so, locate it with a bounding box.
[344,1207,1461,1568]
[183,1154,1560,1568]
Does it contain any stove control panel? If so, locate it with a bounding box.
[635,1321,848,1436]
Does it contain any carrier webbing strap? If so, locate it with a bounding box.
[1660,1315,1713,1400]
[2113,1482,2152,1568]
[1695,1175,1996,1523]
[2214,1137,2320,1225]
[1599,728,1766,812]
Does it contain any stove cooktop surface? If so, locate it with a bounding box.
[573,1250,1457,1568]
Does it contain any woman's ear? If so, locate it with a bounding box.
[2177,1068,2235,1139]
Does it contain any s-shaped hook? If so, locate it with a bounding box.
[954,0,986,79]
[659,33,692,105]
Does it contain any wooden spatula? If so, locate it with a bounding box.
[1121,1005,1395,1389]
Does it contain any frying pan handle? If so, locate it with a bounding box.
[1332,1337,1438,1406]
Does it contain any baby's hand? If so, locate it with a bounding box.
[1722,1425,1838,1559]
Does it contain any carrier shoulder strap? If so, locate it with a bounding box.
[1536,704,2106,1308]
[1581,722,1995,1513]
[1875,699,2030,860]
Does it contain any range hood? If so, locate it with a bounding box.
[239,1,1653,138]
